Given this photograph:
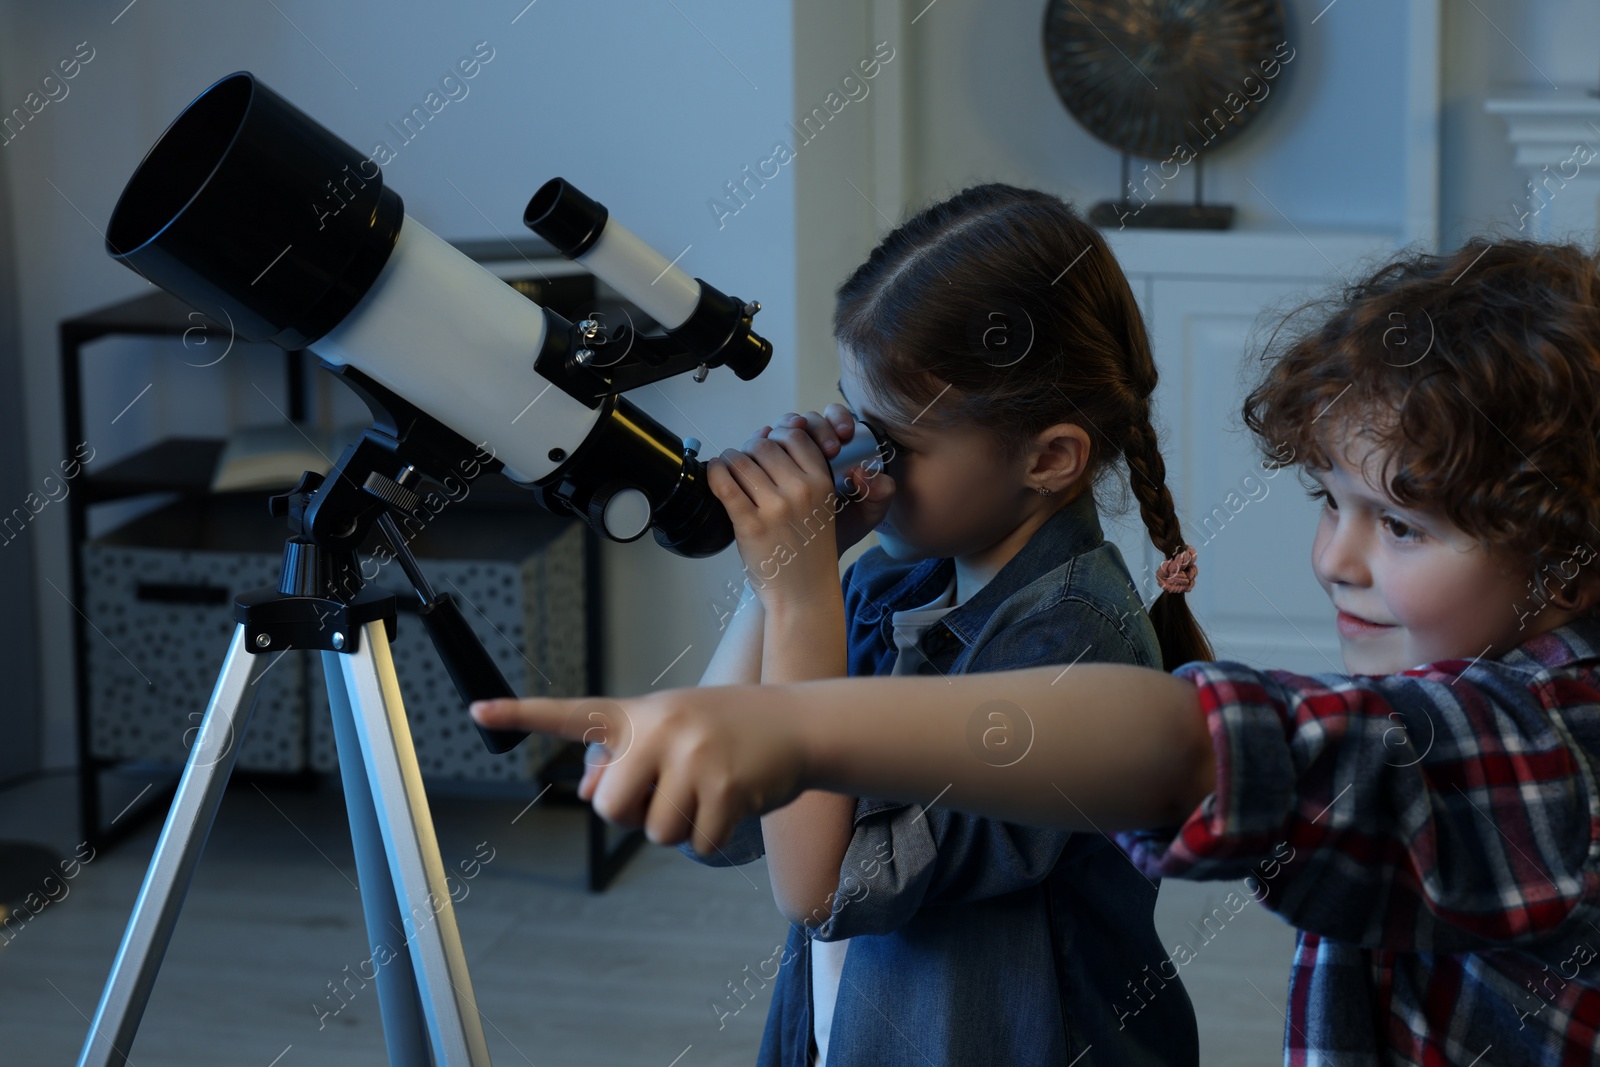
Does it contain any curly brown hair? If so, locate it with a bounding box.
[1242,236,1600,593]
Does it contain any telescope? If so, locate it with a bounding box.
[77,71,896,1067]
[106,72,774,559]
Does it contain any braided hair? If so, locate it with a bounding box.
[834,182,1212,669]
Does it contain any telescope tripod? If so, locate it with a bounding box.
[78,473,514,1067]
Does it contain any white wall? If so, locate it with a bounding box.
[878,0,1600,251]
[903,0,1419,234]
[0,0,799,767]
[0,27,39,780]
[792,0,878,413]
[1442,0,1600,247]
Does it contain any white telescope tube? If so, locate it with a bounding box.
[310,217,604,484]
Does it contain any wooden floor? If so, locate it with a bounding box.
[0,772,1295,1065]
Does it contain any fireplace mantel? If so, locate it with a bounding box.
[1486,88,1600,241]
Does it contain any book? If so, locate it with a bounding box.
[209,423,368,493]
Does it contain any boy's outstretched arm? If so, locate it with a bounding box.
[471,663,1214,855]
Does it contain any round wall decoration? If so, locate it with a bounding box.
[1042,0,1288,161]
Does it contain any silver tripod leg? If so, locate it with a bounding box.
[323,647,428,1066]
[77,625,268,1067]
[334,618,492,1066]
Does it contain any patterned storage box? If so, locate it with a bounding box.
[81,494,586,781]
[81,544,310,772]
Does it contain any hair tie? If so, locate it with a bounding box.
[1156,545,1197,595]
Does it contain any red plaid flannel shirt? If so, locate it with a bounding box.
[1118,615,1600,1065]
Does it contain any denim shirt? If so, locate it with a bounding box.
[690,490,1200,1066]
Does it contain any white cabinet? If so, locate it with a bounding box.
[1102,229,1397,675]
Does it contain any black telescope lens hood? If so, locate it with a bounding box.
[106,71,402,349]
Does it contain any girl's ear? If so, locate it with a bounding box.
[1026,422,1091,494]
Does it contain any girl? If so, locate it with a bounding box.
[477,238,1600,1064]
[674,182,1211,1066]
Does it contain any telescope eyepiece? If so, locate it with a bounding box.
[523,178,608,260]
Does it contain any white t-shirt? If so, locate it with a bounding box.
[811,574,959,1067]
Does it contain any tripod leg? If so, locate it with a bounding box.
[322,649,429,1067]
[336,620,492,1066]
[77,624,268,1067]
